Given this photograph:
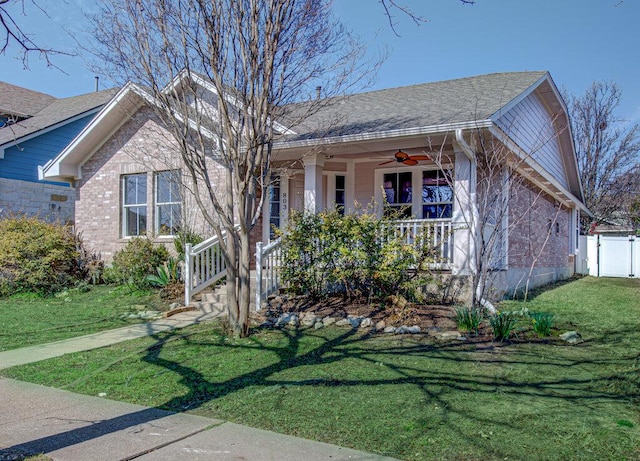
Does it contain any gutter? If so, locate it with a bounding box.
[276,119,494,151]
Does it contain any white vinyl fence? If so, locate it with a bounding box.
[586,235,639,278]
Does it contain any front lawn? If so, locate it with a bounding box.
[2,277,639,460]
[0,286,166,351]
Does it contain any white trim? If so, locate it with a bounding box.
[1,107,103,159]
[488,73,549,121]
[488,125,590,214]
[276,120,494,150]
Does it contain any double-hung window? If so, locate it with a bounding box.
[156,171,182,236]
[122,173,147,237]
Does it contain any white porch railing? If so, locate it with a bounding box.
[255,238,283,311]
[383,219,453,267]
[184,232,228,306]
[253,219,453,307]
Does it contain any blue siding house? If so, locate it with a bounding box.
[0,82,116,223]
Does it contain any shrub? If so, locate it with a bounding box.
[0,216,81,296]
[280,208,435,301]
[174,228,204,261]
[530,312,554,337]
[455,306,484,334]
[107,238,169,290]
[146,257,180,287]
[489,311,518,341]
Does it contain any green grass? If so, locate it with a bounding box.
[0,285,166,351]
[2,277,640,460]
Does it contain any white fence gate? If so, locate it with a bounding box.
[586,235,639,278]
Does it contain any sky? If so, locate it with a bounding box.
[1,0,639,122]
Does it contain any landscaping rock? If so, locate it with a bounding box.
[437,330,462,340]
[335,318,351,327]
[287,314,299,327]
[383,326,396,334]
[375,320,386,331]
[360,317,373,328]
[322,316,337,327]
[560,331,582,344]
[395,326,409,334]
[301,314,318,326]
[314,321,324,330]
[348,317,362,328]
[275,313,299,328]
[406,325,421,334]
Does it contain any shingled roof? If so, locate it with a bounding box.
[0,87,118,147]
[284,71,547,141]
[0,81,57,118]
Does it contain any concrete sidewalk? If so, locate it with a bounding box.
[0,377,396,461]
[0,309,218,370]
[0,311,398,460]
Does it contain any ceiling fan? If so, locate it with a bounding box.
[378,150,430,166]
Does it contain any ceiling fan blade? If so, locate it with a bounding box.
[378,160,395,166]
[403,158,418,166]
[410,155,431,161]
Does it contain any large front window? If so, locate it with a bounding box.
[156,171,182,236]
[422,170,453,219]
[122,173,147,237]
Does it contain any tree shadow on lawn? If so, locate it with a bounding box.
[5,324,639,459]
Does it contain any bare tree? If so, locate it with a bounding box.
[0,0,68,68]
[89,0,375,337]
[379,0,474,36]
[428,114,572,308]
[564,82,640,228]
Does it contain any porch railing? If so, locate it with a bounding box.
[184,232,228,306]
[383,219,453,267]
[255,238,283,311]
[253,219,453,307]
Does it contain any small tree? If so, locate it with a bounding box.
[89,0,377,337]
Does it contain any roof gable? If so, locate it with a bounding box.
[0,88,118,149]
[0,81,56,118]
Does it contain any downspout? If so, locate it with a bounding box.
[454,129,496,313]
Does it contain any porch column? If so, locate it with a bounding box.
[345,160,355,213]
[303,153,325,214]
[451,149,478,276]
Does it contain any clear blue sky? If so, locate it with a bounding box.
[1,0,639,121]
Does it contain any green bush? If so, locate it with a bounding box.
[106,238,169,290]
[280,208,435,302]
[174,228,204,261]
[455,306,484,334]
[0,217,82,296]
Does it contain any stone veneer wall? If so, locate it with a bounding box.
[0,177,75,224]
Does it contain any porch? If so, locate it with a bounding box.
[184,218,454,308]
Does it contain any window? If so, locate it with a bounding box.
[422,170,453,219]
[156,171,182,236]
[335,175,345,215]
[383,171,412,218]
[122,174,147,237]
[269,178,281,239]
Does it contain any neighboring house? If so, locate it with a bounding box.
[41,71,589,301]
[0,81,117,223]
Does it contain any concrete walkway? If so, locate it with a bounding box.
[0,309,217,370]
[0,311,398,461]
